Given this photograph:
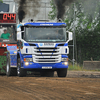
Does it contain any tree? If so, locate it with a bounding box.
[0,0,3,3]
[48,0,56,20]
[48,0,100,64]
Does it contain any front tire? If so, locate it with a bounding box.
[57,68,67,77]
[17,58,26,77]
[6,54,17,76]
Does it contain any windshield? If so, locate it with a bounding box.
[25,27,66,42]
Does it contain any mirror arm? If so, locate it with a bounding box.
[66,40,69,43]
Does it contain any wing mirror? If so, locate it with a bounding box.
[17,28,25,40]
[68,32,73,41]
[66,31,73,42]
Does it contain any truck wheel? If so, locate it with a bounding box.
[6,54,17,76]
[17,58,26,77]
[57,68,67,77]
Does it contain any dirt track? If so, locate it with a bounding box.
[0,71,100,100]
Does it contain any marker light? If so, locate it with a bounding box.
[24,58,26,62]
[61,58,68,62]
[25,62,29,66]
[24,58,32,62]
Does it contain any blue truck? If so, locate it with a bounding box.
[15,20,73,77]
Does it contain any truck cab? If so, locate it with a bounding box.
[17,21,73,77]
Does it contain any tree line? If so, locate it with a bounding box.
[0,0,3,3]
[49,0,100,65]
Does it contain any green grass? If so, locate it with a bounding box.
[68,63,100,71]
[68,64,83,71]
[0,56,6,73]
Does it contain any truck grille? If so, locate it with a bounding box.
[33,47,61,63]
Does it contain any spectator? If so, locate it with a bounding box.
[0,29,11,39]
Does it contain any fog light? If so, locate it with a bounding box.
[25,62,29,66]
[64,62,68,65]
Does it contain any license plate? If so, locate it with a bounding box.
[44,43,54,46]
[42,66,52,69]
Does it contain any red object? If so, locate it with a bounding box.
[0,42,17,56]
[0,48,7,56]
[7,44,17,46]
[0,13,16,23]
[0,43,2,47]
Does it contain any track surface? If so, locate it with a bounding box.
[0,71,100,100]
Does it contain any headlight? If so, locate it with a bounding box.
[24,58,33,62]
[61,58,68,61]
[25,62,29,66]
[64,62,68,65]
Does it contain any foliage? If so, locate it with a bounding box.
[0,56,6,73]
[49,0,100,64]
[68,63,83,71]
[48,0,56,20]
[0,0,3,3]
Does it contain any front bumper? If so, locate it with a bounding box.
[22,62,68,69]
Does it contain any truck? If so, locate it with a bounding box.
[16,20,73,77]
[0,12,17,75]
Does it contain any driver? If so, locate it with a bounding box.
[55,30,61,39]
[54,29,64,40]
[0,29,11,39]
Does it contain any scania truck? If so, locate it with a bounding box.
[16,20,73,77]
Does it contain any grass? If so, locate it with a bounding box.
[68,63,100,71]
[0,56,6,73]
[68,64,83,71]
